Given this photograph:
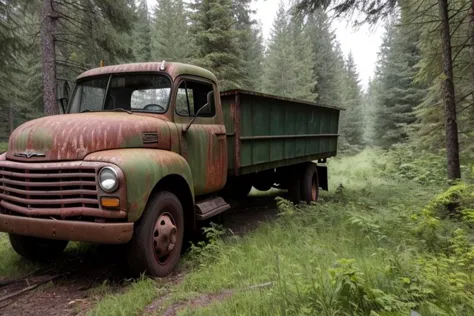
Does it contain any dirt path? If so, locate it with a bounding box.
[0,194,281,316]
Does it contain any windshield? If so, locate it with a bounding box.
[69,74,172,113]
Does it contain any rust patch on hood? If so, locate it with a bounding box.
[7,112,172,162]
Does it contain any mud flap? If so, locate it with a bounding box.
[317,165,328,191]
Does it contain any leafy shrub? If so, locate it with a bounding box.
[383,144,447,185]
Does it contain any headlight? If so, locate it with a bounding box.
[99,167,119,192]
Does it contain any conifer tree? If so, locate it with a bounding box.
[232,0,264,90]
[152,0,192,61]
[262,2,315,101]
[339,53,364,146]
[133,0,152,61]
[372,19,425,148]
[190,0,243,90]
[305,10,343,105]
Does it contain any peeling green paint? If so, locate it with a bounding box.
[85,149,194,222]
[12,127,53,152]
[120,134,143,148]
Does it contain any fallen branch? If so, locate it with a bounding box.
[0,274,66,305]
[0,267,55,288]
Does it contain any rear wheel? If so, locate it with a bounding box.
[9,234,68,261]
[127,191,184,277]
[287,167,302,204]
[300,163,319,204]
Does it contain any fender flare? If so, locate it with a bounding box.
[85,149,194,222]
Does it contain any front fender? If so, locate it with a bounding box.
[85,149,194,222]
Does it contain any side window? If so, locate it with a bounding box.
[175,80,215,117]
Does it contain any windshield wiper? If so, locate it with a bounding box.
[112,108,133,114]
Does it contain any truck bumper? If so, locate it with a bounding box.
[0,213,133,244]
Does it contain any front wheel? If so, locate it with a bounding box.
[126,191,184,277]
[9,234,68,261]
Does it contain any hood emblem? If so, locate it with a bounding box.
[14,151,46,158]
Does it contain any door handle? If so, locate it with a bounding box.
[214,132,227,136]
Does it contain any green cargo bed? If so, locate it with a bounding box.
[221,90,341,176]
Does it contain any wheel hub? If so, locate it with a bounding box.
[153,213,177,259]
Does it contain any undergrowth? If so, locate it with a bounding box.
[175,149,474,316]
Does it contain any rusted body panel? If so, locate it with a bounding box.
[84,149,194,222]
[221,89,340,176]
[0,213,133,244]
[7,113,172,162]
[176,123,227,196]
[78,62,218,83]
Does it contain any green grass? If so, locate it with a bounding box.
[0,234,39,277]
[0,142,7,153]
[169,150,474,316]
[1,149,473,315]
[87,277,157,316]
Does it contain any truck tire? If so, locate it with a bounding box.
[126,191,184,277]
[288,168,302,204]
[300,163,319,204]
[8,234,68,261]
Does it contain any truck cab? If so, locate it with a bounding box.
[0,62,229,276]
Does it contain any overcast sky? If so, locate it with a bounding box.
[147,0,385,89]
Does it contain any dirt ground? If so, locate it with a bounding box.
[0,193,281,316]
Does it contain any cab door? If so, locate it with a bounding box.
[173,76,227,196]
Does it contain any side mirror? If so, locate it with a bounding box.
[57,80,72,114]
[59,97,68,114]
[207,91,214,109]
[183,91,215,133]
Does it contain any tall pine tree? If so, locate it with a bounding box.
[339,53,364,147]
[373,18,425,149]
[233,0,264,90]
[191,0,243,90]
[262,2,315,101]
[152,0,192,61]
[305,10,344,105]
[132,0,152,61]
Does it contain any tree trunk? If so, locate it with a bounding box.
[40,0,58,116]
[438,0,461,180]
[8,104,14,134]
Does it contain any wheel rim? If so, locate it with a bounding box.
[152,212,177,265]
[311,176,318,201]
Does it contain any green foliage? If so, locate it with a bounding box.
[167,150,474,316]
[188,223,226,262]
[339,53,364,147]
[262,2,316,101]
[152,0,193,62]
[382,144,447,185]
[190,0,243,90]
[132,0,152,62]
[87,276,156,316]
[233,0,264,91]
[305,10,346,106]
[0,142,7,153]
[371,17,426,149]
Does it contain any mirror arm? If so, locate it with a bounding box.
[183,104,208,132]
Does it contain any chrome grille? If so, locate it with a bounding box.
[0,164,99,216]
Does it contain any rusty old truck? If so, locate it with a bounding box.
[0,62,340,276]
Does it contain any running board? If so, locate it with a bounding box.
[195,197,230,221]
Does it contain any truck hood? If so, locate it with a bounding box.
[7,112,172,162]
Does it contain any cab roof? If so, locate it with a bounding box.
[77,62,218,84]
